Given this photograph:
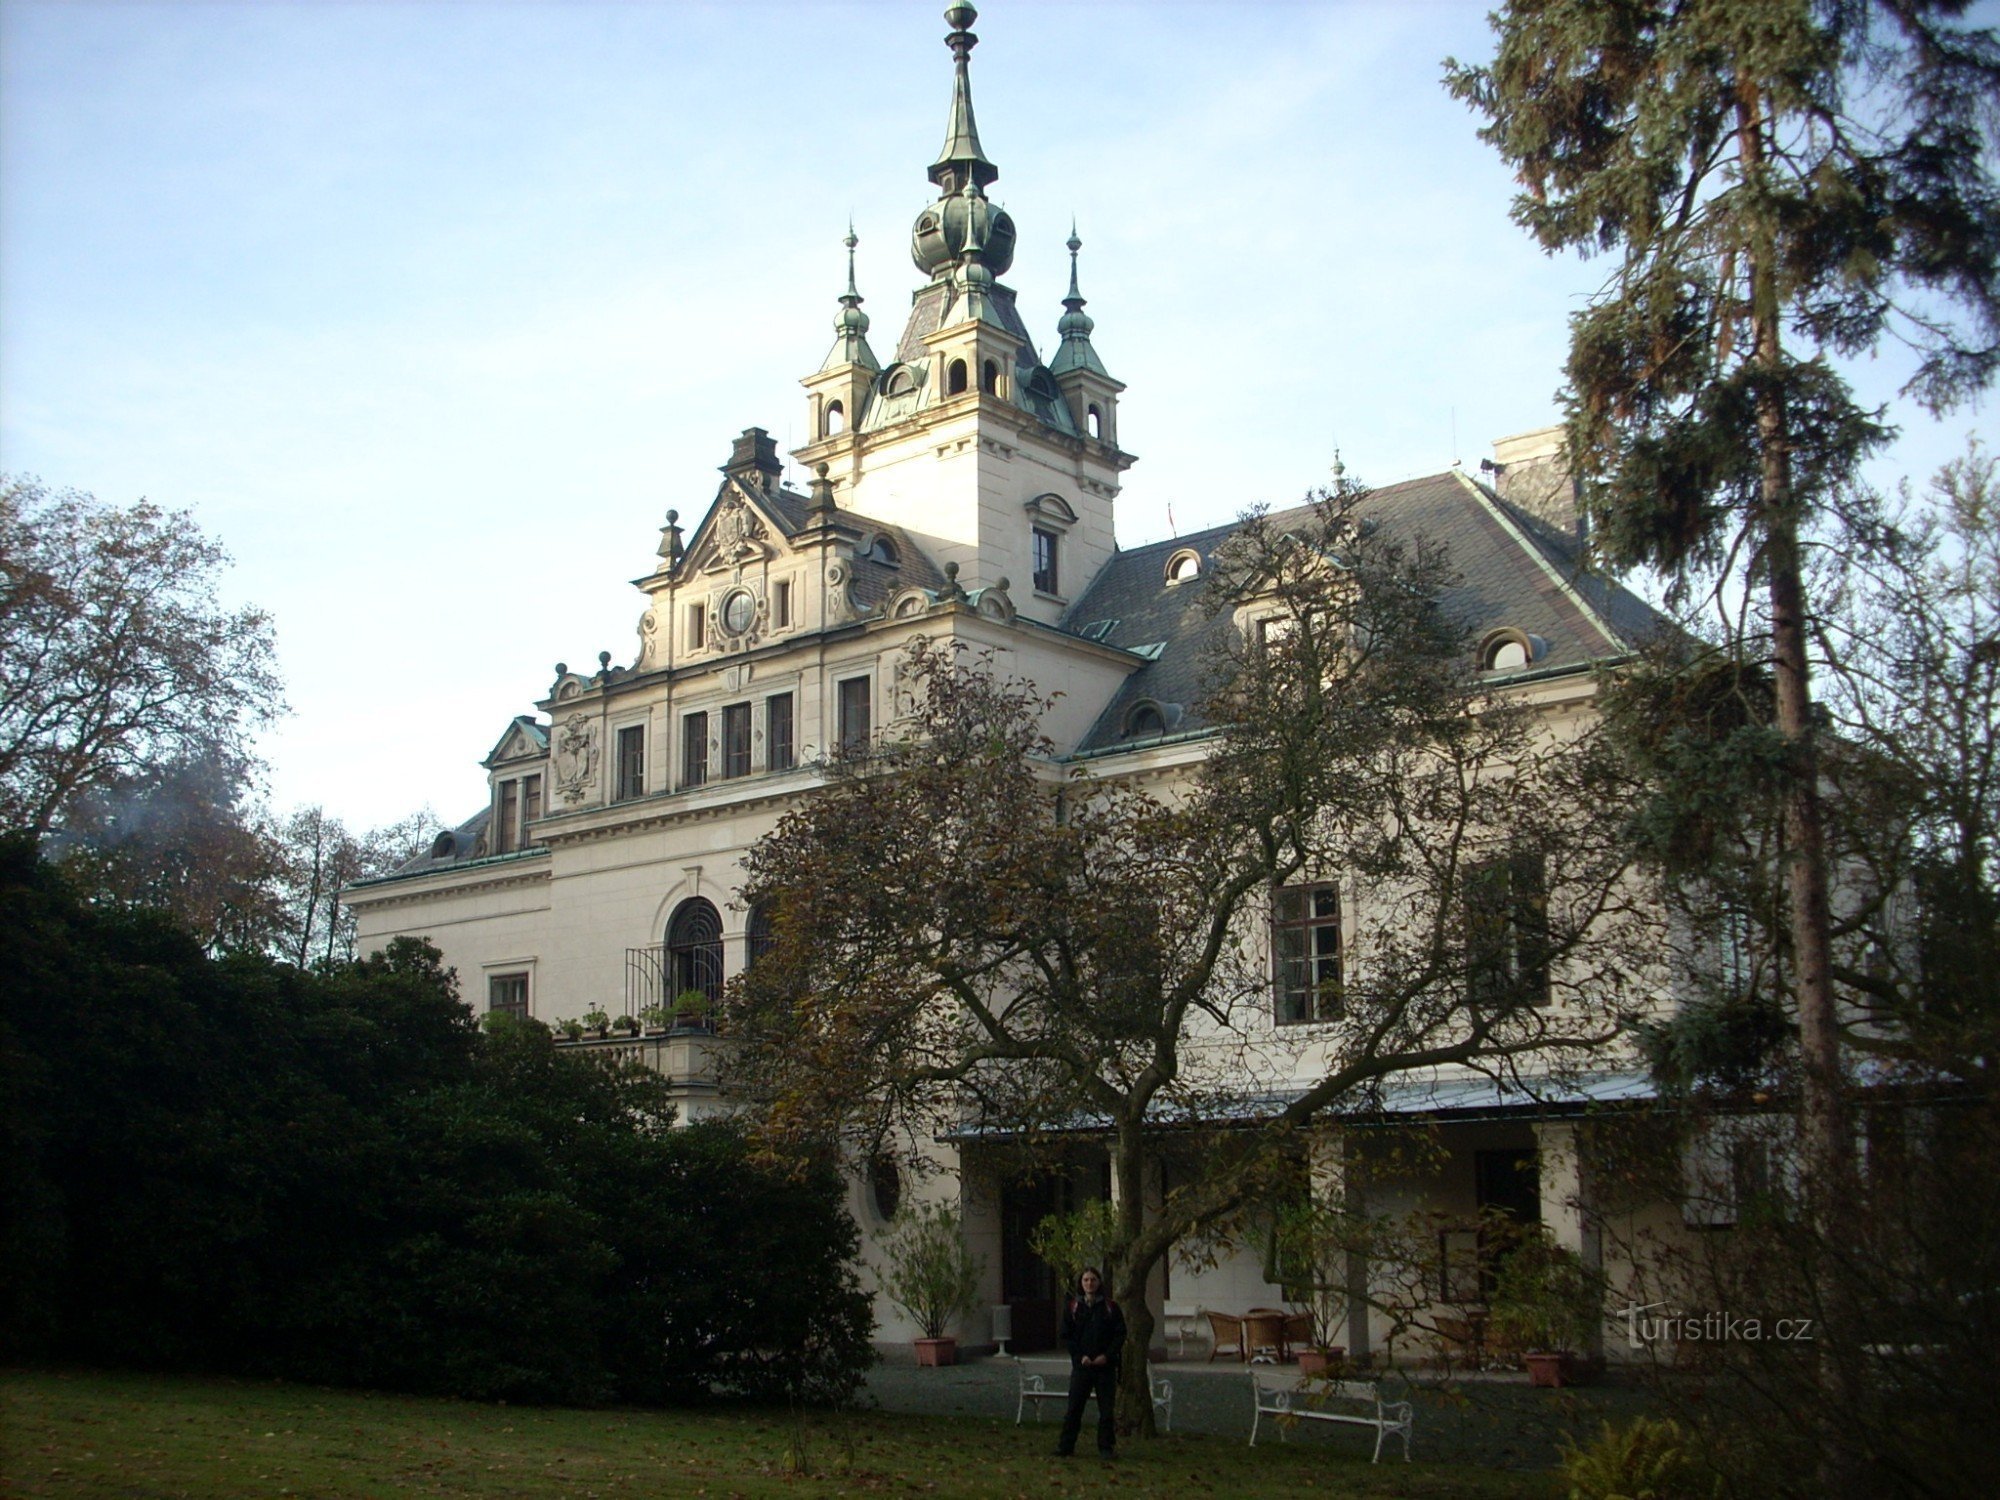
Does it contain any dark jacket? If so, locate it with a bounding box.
[1059,1293,1127,1369]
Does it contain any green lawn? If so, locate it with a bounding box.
[2,1367,1551,1498]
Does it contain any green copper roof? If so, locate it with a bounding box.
[931,4,998,191]
[1049,225,1111,379]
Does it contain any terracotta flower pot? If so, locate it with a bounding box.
[1524,1351,1569,1388]
[1296,1346,1345,1376]
[913,1337,958,1368]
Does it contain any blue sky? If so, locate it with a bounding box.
[2,0,1987,830]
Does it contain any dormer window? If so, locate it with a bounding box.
[1165,548,1202,585]
[868,535,900,566]
[885,366,917,397]
[1124,702,1166,740]
[1479,627,1540,672]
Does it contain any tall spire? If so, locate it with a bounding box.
[822,222,879,372]
[1050,222,1110,378]
[931,3,997,191]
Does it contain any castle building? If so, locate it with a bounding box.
[348,4,1673,1361]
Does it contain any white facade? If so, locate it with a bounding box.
[349,4,1688,1363]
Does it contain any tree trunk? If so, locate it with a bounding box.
[1111,1119,1160,1438]
[1740,83,1855,1497]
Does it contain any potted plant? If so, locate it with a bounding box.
[1270,1201,1354,1374]
[611,1011,639,1036]
[581,1005,611,1038]
[880,1200,984,1367]
[639,1002,671,1035]
[556,1015,585,1043]
[670,989,712,1033]
[1487,1228,1604,1388]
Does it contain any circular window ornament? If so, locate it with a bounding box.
[722,590,756,636]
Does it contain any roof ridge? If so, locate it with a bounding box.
[1447,468,1630,655]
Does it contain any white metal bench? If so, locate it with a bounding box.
[1014,1359,1173,1432]
[1248,1371,1413,1462]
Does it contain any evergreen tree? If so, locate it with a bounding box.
[1450,6,2000,1488]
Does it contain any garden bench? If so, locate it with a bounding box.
[1248,1370,1413,1462]
[1014,1359,1173,1432]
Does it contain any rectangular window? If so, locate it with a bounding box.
[688,602,706,651]
[682,711,708,788]
[772,579,792,629]
[1273,882,1342,1023]
[1032,527,1059,595]
[496,779,519,854]
[489,972,529,1019]
[722,702,752,779]
[521,774,542,843]
[616,724,645,800]
[767,692,795,772]
[1465,851,1551,1007]
[838,676,871,758]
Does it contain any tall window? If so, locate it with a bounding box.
[616,724,645,800]
[767,692,795,772]
[1273,883,1342,1023]
[1465,852,1552,1007]
[521,774,542,839]
[747,901,776,969]
[682,711,708,788]
[838,676,871,758]
[687,602,706,651]
[1032,527,1059,595]
[722,702,752,779]
[772,579,792,629]
[496,779,519,854]
[488,972,529,1020]
[666,897,724,1005]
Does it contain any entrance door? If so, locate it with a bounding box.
[1474,1147,1540,1299]
[1000,1175,1069,1352]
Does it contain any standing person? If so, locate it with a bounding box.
[1054,1267,1126,1460]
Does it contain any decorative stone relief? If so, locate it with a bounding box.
[636,607,660,669]
[826,559,854,621]
[553,714,600,804]
[703,495,769,572]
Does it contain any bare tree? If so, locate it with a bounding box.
[0,478,283,838]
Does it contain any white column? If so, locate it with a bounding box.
[1534,1119,1604,1358]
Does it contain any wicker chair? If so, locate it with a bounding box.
[1204,1309,1246,1362]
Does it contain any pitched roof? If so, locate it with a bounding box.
[1060,469,1664,754]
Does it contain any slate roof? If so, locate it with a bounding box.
[1060,469,1663,755]
[377,805,499,880]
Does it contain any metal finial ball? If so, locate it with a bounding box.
[944,2,977,31]
[996,576,1010,592]
[555,662,567,676]
[944,561,959,578]
[598,650,612,669]
[817,462,830,477]
[666,508,679,524]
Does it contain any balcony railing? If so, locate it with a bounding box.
[623,944,719,1031]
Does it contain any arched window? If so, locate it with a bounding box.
[868,535,900,566]
[1479,628,1538,672]
[947,358,969,395]
[1164,548,1202,585]
[1087,403,1103,440]
[824,399,845,437]
[666,897,724,1004]
[885,367,916,397]
[1125,703,1167,740]
[981,359,1000,394]
[747,901,776,969]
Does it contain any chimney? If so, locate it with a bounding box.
[722,427,783,496]
[1484,424,1582,539]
